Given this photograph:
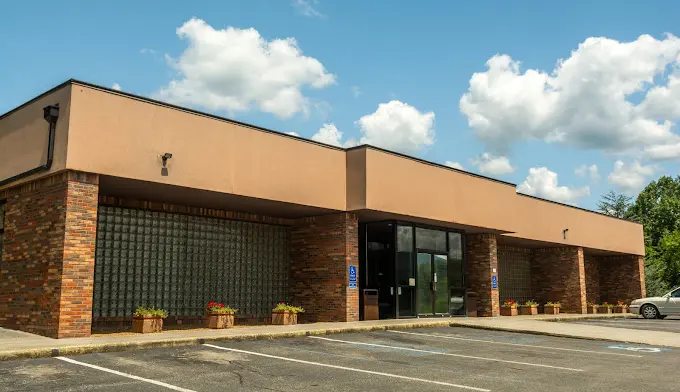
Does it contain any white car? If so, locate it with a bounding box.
[629,287,680,319]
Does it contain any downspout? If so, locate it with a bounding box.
[0,104,60,188]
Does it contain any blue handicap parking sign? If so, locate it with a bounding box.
[349,265,357,282]
[491,275,498,289]
[349,266,357,289]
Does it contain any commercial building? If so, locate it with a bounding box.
[0,80,645,338]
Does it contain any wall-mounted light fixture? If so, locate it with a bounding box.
[161,153,172,176]
[563,228,569,240]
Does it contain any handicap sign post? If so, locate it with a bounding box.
[491,275,498,289]
[349,265,357,289]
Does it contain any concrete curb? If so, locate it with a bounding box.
[0,321,453,362]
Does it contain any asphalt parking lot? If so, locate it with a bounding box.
[567,316,680,333]
[0,326,676,392]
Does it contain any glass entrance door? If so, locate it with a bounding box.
[417,252,449,316]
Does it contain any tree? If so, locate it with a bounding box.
[597,190,635,220]
[630,176,680,247]
[647,231,680,290]
[629,176,680,294]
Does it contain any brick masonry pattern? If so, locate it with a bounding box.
[465,233,499,317]
[531,247,587,313]
[0,171,99,338]
[290,213,359,322]
[598,255,646,304]
[584,254,601,304]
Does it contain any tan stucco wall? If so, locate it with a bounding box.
[346,148,366,211]
[1,81,644,256]
[0,85,71,189]
[65,84,347,210]
[357,148,644,255]
[361,148,518,233]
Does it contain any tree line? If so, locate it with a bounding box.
[598,176,680,296]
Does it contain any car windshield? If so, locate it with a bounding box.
[671,288,680,298]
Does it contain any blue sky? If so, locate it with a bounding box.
[2,1,680,210]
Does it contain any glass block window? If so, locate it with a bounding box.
[498,249,532,304]
[93,206,290,319]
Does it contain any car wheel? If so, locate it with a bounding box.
[641,304,659,319]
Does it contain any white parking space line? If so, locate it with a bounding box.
[55,357,197,392]
[309,336,584,372]
[203,343,490,391]
[388,330,642,358]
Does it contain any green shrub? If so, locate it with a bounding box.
[134,306,168,318]
[273,302,305,314]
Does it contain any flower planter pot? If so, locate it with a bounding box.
[500,307,518,316]
[598,307,613,314]
[519,305,538,316]
[206,313,234,329]
[272,310,297,325]
[132,316,163,333]
[614,306,628,314]
[587,306,599,314]
[543,306,560,315]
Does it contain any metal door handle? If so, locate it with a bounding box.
[390,287,394,295]
[398,287,402,295]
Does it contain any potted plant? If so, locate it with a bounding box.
[500,299,518,316]
[544,301,561,315]
[587,302,599,314]
[205,302,238,329]
[132,306,167,333]
[272,302,305,325]
[614,300,629,314]
[520,300,539,315]
[598,302,614,314]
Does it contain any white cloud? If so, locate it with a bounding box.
[356,100,435,154]
[575,164,600,181]
[111,83,121,91]
[155,18,335,119]
[471,153,514,175]
[445,161,464,170]
[311,123,357,147]
[460,34,680,160]
[607,160,659,192]
[518,167,590,204]
[140,48,157,55]
[351,86,362,98]
[292,0,325,18]
[286,131,300,137]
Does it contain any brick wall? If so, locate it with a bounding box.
[0,171,98,338]
[599,255,646,304]
[531,247,586,313]
[584,254,601,304]
[290,213,359,322]
[465,234,499,317]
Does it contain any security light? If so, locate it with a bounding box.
[563,228,569,239]
[161,152,173,176]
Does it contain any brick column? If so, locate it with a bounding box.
[531,247,586,314]
[599,255,646,304]
[0,171,98,338]
[465,233,499,317]
[290,213,359,322]
[584,254,601,304]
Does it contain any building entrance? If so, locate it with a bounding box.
[361,221,466,320]
[417,253,450,316]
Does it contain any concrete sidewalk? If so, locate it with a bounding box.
[451,314,680,347]
[0,313,676,361]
